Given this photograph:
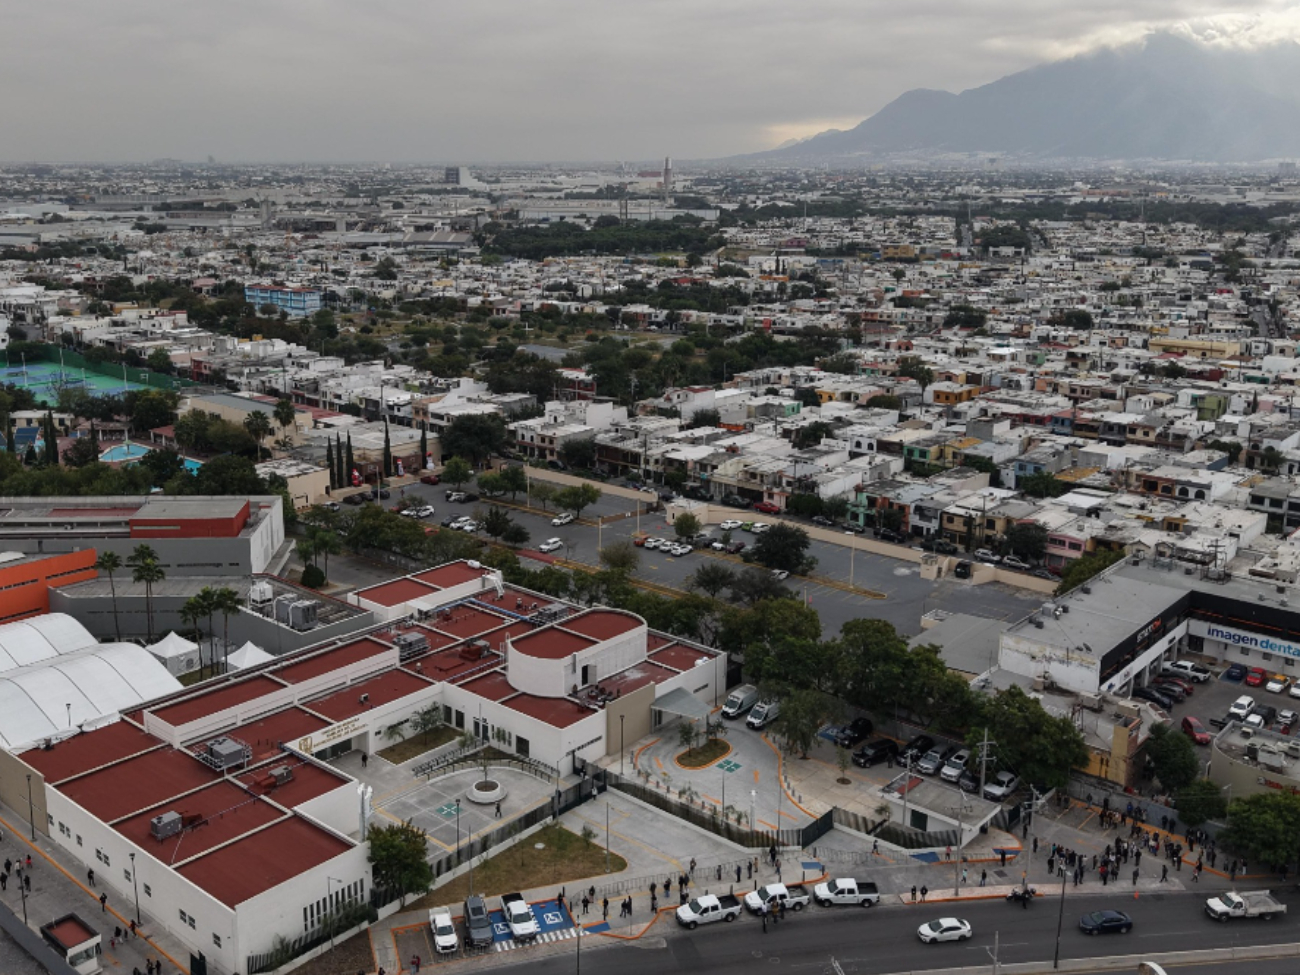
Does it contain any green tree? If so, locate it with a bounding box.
[442,413,506,467]
[502,522,530,548]
[243,410,272,456]
[127,544,165,643]
[273,398,297,437]
[728,567,794,606]
[62,436,99,468]
[179,596,207,672]
[673,512,702,540]
[555,483,601,518]
[1221,791,1300,869]
[498,464,527,500]
[1175,779,1229,828]
[1004,523,1049,563]
[1055,549,1125,596]
[686,409,722,429]
[969,685,1088,790]
[212,586,242,660]
[129,390,178,435]
[382,419,393,478]
[558,437,597,470]
[477,471,505,497]
[1145,722,1199,792]
[95,550,123,642]
[367,820,434,905]
[418,425,428,471]
[146,348,173,374]
[599,540,639,575]
[897,356,934,393]
[751,523,814,574]
[1019,471,1069,498]
[530,481,555,510]
[481,505,513,541]
[138,447,185,487]
[307,526,343,580]
[688,562,735,598]
[325,439,336,489]
[771,688,838,758]
[411,703,444,744]
[1207,440,1243,464]
[442,456,473,489]
[43,410,58,466]
[864,394,902,410]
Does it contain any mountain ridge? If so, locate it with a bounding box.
[747,33,1300,163]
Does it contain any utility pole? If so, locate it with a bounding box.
[978,729,995,797]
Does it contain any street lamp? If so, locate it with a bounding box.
[129,852,141,927]
[749,790,756,835]
[619,715,625,776]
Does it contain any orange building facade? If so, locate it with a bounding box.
[0,550,99,625]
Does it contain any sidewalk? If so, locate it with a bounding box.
[0,802,194,975]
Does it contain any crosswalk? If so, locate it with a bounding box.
[494,926,588,951]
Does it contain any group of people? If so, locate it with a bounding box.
[0,854,31,894]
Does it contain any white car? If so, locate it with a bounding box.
[1230,695,1256,719]
[973,548,1000,563]
[983,770,1020,801]
[751,523,771,534]
[720,519,743,530]
[552,512,576,526]
[429,908,458,954]
[671,544,692,556]
[538,538,564,553]
[458,520,481,532]
[1267,674,1292,693]
[1281,709,1299,728]
[771,569,790,581]
[1001,555,1031,571]
[1290,682,1300,700]
[644,537,663,550]
[918,917,972,943]
[416,505,435,518]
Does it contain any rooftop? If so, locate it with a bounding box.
[511,627,595,661]
[58,747,219,823]
[115,779,284,865]
[21,721,162,784]
[150,676,286,729]
[306,669,430,722]
[272,637,391,684]
[352,578,440,607]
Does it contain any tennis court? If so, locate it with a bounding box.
[0,361,151,396]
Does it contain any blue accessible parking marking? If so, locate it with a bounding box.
[801,861,822,871]
[488,899,575,944]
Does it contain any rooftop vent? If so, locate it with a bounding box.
[150,811,182,841]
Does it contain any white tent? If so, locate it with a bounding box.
[147,631,200,676]
[225,641,273,671]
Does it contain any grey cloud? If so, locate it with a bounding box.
[0,0,1293,162]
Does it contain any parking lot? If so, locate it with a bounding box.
[1158,661,1300,734]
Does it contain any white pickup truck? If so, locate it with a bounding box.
[676,894,742,929]
[813,878,880,907]
[499,892,539,940]
[1205,890,1286,921]
[743,883,810,914]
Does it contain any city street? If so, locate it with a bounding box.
[393,479,1046,638]
[497,888,1300,975]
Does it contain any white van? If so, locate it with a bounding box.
[747,699,781,729]
[722,684,759,719]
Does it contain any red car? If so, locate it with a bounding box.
[1181,715,1210,745]
[1245,667,1268,687]
[632,535,648,547]
[1157,676,1194,697]
[753,501,781,515]
[420,473,441,485]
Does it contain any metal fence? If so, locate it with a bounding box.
[246,903,376,973]
[31,345,198,391]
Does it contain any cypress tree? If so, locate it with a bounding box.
[325,439,336,489]
[382,419,392,479]
[345,433,355,486]
[89,421,100,457]
[335,433,345,487]
[44,410,58,465]
[2,414,13,456]
[419,424,428,471]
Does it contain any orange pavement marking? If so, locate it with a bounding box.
[759,819,779,830]
[752,768,760,783]
[778,810,799,821]
[654,756,664,771]
[702,794,721,806]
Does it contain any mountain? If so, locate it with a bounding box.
[751,33,1300,162]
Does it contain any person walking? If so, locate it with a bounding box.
[602,897,609,920]
[910,885,917,903]
[735,865,742,883]
[100,892,108,912]
[961,867,968,886]
[980,869,987,887]
[360,752,368,768]
[689,857,696,877]
[410,954,421,973]
[1160,865,1168,883]
[494,800,502,819]
[760,902,768,933]
[87,868,95,887]
[581,895,590,916]
[920,885,928,902]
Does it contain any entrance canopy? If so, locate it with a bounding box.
[653,687,712,721]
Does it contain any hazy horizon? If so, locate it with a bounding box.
[5,2,1300,163]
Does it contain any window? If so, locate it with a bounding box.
[179,910,189,924]
[212,934,222,949]
[143,884,152,898]
[123,869,132,884]
[76,835,82,847]
[47,814,53,826]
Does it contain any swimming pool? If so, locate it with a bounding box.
[99,442,203,472]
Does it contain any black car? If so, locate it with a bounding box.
[812,515,834,527]
[834,717,874,749]
[1149,680,1186,702]
[900,734,935,764]
[1078,910,1131,935]
[441,515,460,528]
[342,492,366,505]
[722,495,752,509]
[1133,687,1174,709]
[852,738,898,768]
[877,528,904,544]
[464,894,494,947]
[1224,662,1247,682]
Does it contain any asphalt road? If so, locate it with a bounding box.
[496,889,1300,975]
[397,480,1045,639]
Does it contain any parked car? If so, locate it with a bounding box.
[771,569,789,581]
[1079,910,1132,935]
[1281,709,1299,732]
[1229,695,1256,719]
[940,748,971,783]
[721,684,759,719]
[1134,687,1174,710]
[726,541,747,554]
[676,894,742,928]
[1030,567,1058,580]
[1181,715,1211,745]
[463,895,494,948]
[445,490,466,502]
[753,501,781,515]
[552,512,576,527]
[633,535,649,547]
[1246,667,1268,687]
[321,501,341,512]
[1156,675,1194,696]
[538,538,564,554]
[917,918,972,943]
[876,528,904,543]
[747,699,780,729]
[917,745,955,776]
[957,770,980,794]
[498,892,538,941]
[973,548,1000,564]
[1001,555,1031,571]
[429,907,459,953]
[983,770,1021,801]
[813,878,880,907]
[834,717,874,749]
[721,495,751,509]
[420,473,441,485]
[852,738,898,768]
[720,519,743,531]
[415,505,435,518]
[751,523,771,534]
[1267,674,1292,693]
[343,492,366,506]
[739,522,755,532]
[953,560,972,580]
[1165,660,1212,683]
[1149,680,1186,703]
[1225,662,1247,682]
[441,515,461,528]
[743,883,810,914]
[811,515,834,527]
[900,734,935,763]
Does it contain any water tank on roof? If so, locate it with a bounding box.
[249,581,274,608]
[393,631,428,660]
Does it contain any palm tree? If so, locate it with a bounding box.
[273,398,297,439]
[179,596,206,672]
[94,550,123,641]
[126,544,164,643]
[243,410,272,457]
[197,586,218,669]
[212,587,243,666]
[308,527,343,581]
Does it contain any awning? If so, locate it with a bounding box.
[653,687,712,721]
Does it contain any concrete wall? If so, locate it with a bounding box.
[0,750,47,837]
[604,683,654,759]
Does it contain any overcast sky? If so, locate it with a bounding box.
[3,1,1297,164]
